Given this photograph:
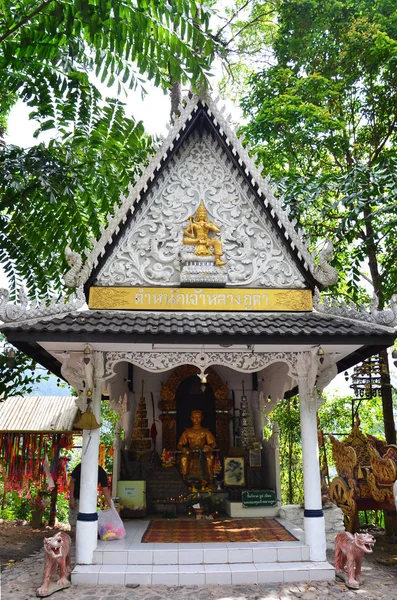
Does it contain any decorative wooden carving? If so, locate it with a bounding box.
[329,416,397,532]
[159,365,232,452]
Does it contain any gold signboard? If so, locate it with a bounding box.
[88,287,312,312]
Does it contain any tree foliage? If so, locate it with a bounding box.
[239,0,397,299]
[0,0,217,300]
[265,396,304,505]
[230,0,397,442]
[0,334,46,400]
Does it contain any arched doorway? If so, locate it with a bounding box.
[176,375,216,442]
[159,365,232,452]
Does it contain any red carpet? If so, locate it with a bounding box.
[142,518,297,543]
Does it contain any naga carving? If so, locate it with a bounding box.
[369,292,397,327]
[64,243,92,288]
[314,286,397,328]
[312,241,338,287]
[334,531,375,589]
[0,287,28,322]
[36,532,71,597]
[0,286,85,324]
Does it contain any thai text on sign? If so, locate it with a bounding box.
[88,287,312,312]
[242,490,277,507]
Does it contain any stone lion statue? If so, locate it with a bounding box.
[334,531,375,589]
[36,532,71,597]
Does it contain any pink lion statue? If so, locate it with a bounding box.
[334,531,375,589]
[36,532,71,597]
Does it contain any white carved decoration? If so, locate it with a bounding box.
[0,288,28,321]
[296,350,319,412]
[0,286,85,324]
[109,393,128,417]
[58,353,85,393]
[95,132,307,288]
[104,349,310,382]
[370,292,397,327]
[268,422,280,450]
[311,241,338,286]
[313,287,397,329]
[93,350,105,382]
[64,243,92,288]
[62,92,337,289]
[316,362,338,392]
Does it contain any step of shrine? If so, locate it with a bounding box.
[71,519,335,586]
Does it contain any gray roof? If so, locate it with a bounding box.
[0,396,78,432]
[4,310,393,343]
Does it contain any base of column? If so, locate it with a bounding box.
[304,515,326,561]
[76,519,98,564]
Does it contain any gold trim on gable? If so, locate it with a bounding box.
[88,287,312,312]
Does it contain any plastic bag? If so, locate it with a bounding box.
[98,501,126,541]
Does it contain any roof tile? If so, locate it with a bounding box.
[4,310,390,339]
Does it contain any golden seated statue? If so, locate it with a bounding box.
[183,201,227,266]
[177,410,216,482]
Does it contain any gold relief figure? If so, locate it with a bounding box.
[178,410,216,481]
[183,201,227,266]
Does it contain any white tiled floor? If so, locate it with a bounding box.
[71,517,335,586]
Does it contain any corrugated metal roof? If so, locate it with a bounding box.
[0,396,78,432]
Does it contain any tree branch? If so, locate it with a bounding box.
[224,9,277,47]
[214,0,254,40]
[370,111,397,165]
[0,0,54,43]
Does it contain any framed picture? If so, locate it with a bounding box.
[224,457,245,487]
[249,449,261,468]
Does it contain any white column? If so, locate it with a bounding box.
[112,423,121,497]
[76,351,103,565]
[298,354,326,562]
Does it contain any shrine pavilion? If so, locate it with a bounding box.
[1,92,396,586]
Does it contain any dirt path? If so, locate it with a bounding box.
[0,521,69,566]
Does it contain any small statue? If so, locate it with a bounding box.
[183,201,227,266]
[36,532,71,597]
[178,409,216,482]
[334,531,375,589]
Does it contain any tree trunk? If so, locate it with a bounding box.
[170,79,182,121]
[379,350,396,445]
[49,484,58,527]
[364,208,396,444]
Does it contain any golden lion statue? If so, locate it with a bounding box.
[36,532,71,597]
[334,531,375,589]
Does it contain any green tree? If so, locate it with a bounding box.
[0,0,217,300]
[265,396,304,505]
[0,334,45,400]
[234,0,397,442]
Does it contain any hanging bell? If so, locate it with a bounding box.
[74,404,101,430]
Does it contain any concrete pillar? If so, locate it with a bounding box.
[76,351,103,565]
[298,353,326,562]
[112,423,121,497]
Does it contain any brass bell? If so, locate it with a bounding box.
[74,398,101,430]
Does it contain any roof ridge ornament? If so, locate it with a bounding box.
[0,287,28,322]
[64,242,92,288]
[311,241,338,287]
[313,287,397,329]
[0,286,85,324]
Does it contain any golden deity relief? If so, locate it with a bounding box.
[183,201,227,267]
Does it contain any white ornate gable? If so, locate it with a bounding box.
[94,131,306,289]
